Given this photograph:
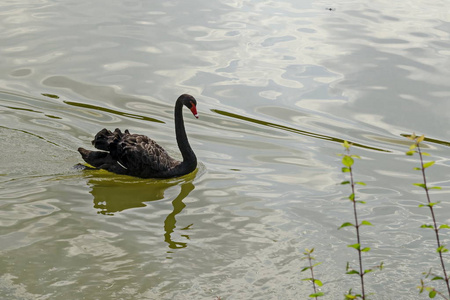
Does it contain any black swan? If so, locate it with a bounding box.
[78,94,198,178]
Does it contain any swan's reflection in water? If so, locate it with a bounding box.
[164,182,194,249]
[86,171,197,249]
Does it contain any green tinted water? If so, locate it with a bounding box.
[1,0,450,299]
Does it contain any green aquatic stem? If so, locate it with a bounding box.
[340,141,366,299]
[407,134,450,298]
[340,141,383,299]
[301,248,324,299]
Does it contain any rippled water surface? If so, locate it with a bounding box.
[1,0,450,299]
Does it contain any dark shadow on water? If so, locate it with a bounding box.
[41,77,165,123]
[212,108,391,152]
[212,110,450,150]
[85,170,197,250]
[399,134,450,148]
[64,100,164,123]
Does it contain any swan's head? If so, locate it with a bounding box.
[179,94,199,119]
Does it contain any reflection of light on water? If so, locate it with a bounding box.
[64,229,125,258]
[103,61,148,71]
[259,89,282,100]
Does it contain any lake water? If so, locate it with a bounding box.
[1,0,450,299]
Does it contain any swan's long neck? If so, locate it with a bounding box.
[174,100,197,169]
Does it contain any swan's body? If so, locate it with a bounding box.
[78,94,198,178]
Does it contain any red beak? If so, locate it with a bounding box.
[190,102,199,118]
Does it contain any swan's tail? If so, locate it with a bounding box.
[78,147,128,175]
[78,147,112,168]
[78,128,130,175]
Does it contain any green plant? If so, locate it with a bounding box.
[339,141,383,299]
[406,134,450,299]
[301,248,324,299]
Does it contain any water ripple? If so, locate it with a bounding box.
[1,0,450,299]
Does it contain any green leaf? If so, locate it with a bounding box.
[361,220,373,226]
[424,268,433,277]
[409,144,417,150]
[345,295,357,299]
[355,181,366,186]
[342,167,350,173]
[429,290,436,298]
[361,247,371,252]
[342,156,354,167]
[364,269,373,274]
[413,183,426,189]
[437,245,448,253]
[347,243,360,250]
[418,279,425,293]
[413,167,421,170]
[408,133,417,140]
[351,155,361,159]
[422,152,430,156]
[439,224,450,230]
[339,222,355,229]
[312,262,322,267]
[420,224,434,229]
[431,276,444,281]
[423,161,435,169]
[356,200,366,204]
[406,150,415,156]
[418,202,439,208]
[301,278,313,281]
[346,270,360,275]
[341,180,350,185]
[313,279,323,287]
[348,193,355,201]
[429,186,442,190]
[417,134,425,143]
[309,292,324,297]
[342,140,350,149]
[301,267,311,272]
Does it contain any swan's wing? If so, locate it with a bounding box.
[113,133,179,173]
